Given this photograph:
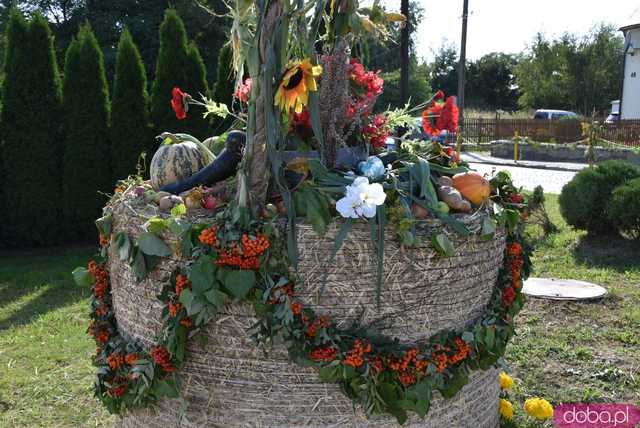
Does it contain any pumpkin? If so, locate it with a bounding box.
[451,171,491,205]
[150,140,209,190]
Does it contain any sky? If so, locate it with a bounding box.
[377,0,640,61]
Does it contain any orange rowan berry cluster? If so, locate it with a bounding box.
[99,234,110,247]
[216,233,270,270]
[309,346,338,362]
[290,301,303,315]
[387,348,430,386]
[448,338,470,364]
[150,346,176,372]
[168,302,183,317]
[95,304,108,317]
[198,226,218,246]
[95,329,110,345]
[368,355,384,375]
[180,317,193,328]
[343,340,372,368]
[107,353,124,370]
[89,262,109,300]
[503,240,525,308]
[175,274,191,296]
[305,315,331,337]
[124,353,138,366]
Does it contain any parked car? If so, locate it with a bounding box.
[533,109,578,120]
[605,113,620,124]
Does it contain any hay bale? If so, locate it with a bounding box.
[108,198,503,427]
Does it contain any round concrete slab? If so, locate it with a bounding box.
[522,277,607,301]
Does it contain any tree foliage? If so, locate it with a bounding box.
[516,26,623,114]
[111,28,150,181]
[150,9,209,139]
[62,25,111,241]
[467,53,519,111]
[1,11,64,246]
[427,42,458,98]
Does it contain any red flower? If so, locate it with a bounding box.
[422,102,444,136]
[171,87,189,120]
[292,109,311,129]
[509,193,524,203]
[438,96,459,133]
[444,147,460,163]
[433,90,445,101]
[234,78,252,103]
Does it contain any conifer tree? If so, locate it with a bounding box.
[213,42,234,107]
[150,9,209,139]
[62,25,111,241]
[0,12,64,246]
[111,28,150,181]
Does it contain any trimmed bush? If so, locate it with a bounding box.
[62,25,111,241]
[559,160,640,235]
[0,12,64,247]
[609,178,640,239]
[111,28,151,181]
[150,9,209,139]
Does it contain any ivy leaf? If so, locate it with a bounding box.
[224,270,256,300]
[461,331,475,344]
[437,369,469,399]
[179,289,194,308]
[189,255,215,295]
[204,289,227,310]
[168,217,191,235]
[131,248,147,282]
[114,232,132,261]
[72,267,93,287]
[137,232,171,257]
[431,233,455,257]
[481,216,497,241]
[485,326,496,350]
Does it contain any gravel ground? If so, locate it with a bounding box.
[469,162,577,194]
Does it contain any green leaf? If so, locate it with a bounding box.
[204,288,227,310]
[481,216,497,241]
[189,255,215,295]
[168,217,191,235]
[95,213,113,236]
[461,331,475,344]
[131,248,147,282]
[437,369,469,399]
[318,365,340,382]
[155,379,179,398]
[431,233,455,257]
[319,218,354,296]
[148,217,168,234]
[137,232,171,257]
[72,267,93,287]
[179,289,194,308]
[485,326,496,349]
[114,232,132,261]
[170,203,187,217]
[224,270,256,300]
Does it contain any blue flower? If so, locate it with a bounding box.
[358,156,385,180]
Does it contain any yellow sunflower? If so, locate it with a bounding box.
[274,59,322,114]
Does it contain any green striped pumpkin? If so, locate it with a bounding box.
[150,141,208,190]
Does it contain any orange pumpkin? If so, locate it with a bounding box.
[451,172,491,205]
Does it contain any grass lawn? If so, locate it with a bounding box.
[0,195,638,427]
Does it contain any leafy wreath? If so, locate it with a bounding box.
[74,171,530,424]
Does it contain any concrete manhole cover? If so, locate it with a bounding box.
[522,277,607,301]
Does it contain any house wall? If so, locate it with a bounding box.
[622,29,640,119]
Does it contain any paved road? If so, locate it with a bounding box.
[468,162,577,194]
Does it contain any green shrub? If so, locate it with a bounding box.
[150,9,209,140]
[0,12,64,247]
[111,28,151,181]
[609,178,640,239]
[559,160,640,234]
[62,25,111,241]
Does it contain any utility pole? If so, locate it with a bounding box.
[400,0,409,105]
[457,0,469,130]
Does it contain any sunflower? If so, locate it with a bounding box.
[275,59,323,114]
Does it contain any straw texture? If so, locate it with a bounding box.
[107,198,503,428]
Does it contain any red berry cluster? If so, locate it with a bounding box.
[346,58,384,119]
[305,315,331,337]
[309,346,338,362]
[198,226,218,246]
[175,274,191,296]
[107,353,124,370]
[108,376,128,398]
[150,346,176,373]
[88,261,109,301]
[216,233,270,270]
[388,348,427,386]
[362,114,391,149]
[343,339,372,368]
[503,241,524,307]
[124,353,138,366]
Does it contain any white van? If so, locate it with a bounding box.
[533,109,578,120]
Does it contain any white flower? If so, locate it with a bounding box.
[336,177,386,219]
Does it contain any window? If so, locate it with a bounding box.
[632,71,637,78]
[534,112,547,120]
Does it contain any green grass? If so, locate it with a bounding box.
[0,196,638,427]
[505,194,640,426]
[0,246,113,427]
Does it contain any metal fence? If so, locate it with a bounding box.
[461,118,640,147]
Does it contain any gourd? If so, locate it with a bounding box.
[437,176,472,212]
[150,133,215,190]
[451,171,491,205]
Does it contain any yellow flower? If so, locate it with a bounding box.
[524,397,554,420]
[499,372,514,390]
[499,399,514,420]
[274,59,322,114]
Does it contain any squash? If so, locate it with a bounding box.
[150,138,211,190]
[451,171,491,205]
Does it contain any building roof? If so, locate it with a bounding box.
[620,23,640,32]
